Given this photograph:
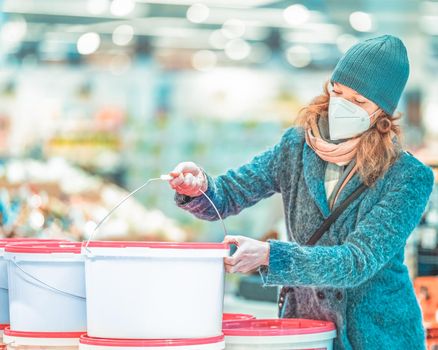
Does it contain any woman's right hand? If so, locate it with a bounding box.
[169,162,208,197]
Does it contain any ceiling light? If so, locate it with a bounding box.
[186,3,210,23]
[110,0,135,17]
[349,11,373,32]
[283,4,310,26]
[209,30,227,49]
[221,19,246,39]
[1,16,27,45]
[286,45,311,68]
[225,38,251,61]
[87,0,109,15]
[77,32,101,55]
[112,24,134,46]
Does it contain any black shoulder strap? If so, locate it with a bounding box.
[306,183,368,246]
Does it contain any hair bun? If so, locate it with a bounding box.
[376,117,392,134]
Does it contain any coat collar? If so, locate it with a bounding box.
[303,143,362,217]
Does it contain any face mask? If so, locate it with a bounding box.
[328,96,380,141]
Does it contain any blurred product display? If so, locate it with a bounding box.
[0,158,186,242]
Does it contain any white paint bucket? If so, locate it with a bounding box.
[79,334,225,350]
[4,242,86,333]
[3,327,81,349]
[223,319,337,350]
[0,239,63,325]
[83,241,229,339]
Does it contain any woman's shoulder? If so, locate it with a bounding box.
[386,150,435,188]
[280,126,306,145]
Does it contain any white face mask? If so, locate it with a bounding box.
[328,96,380,141]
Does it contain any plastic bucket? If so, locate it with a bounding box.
[79,334,225,350]
[83,241,229,339]
[223,319,337,350]
[3,327,81,349]
[0,239,65,325]
[4,242,86,333]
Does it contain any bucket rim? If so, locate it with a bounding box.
[222,319,336,336]
[0,324,8,330]
[222,313,256,322]
[79,334,225,347]
[84,241,229,250]
[0,238,66,249]
[5,241,81,254]
[4,327,85,339]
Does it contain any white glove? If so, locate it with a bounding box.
[168,162,208,197]
[223,235,270,274]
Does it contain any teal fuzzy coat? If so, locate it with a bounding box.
[176,127,434,350]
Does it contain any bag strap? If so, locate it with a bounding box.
[306,183,368,246]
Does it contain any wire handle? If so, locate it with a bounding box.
[11,258,86,300]
[84,175,227,248]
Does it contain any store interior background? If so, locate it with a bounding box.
[0,0,437,317]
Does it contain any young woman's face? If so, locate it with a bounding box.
[330,82,380,116]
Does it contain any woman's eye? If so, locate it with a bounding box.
[355,100,366,104]
[333,90,341,95]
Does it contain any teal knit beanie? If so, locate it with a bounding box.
[331,35,409,115]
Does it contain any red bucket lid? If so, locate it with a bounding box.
[426,322,438,338]
[0,238,65,249]
[84,241,229,250]
[223,313,256,322]
[79,334,225,347]
[4,328,84,339]
[0,324,8,331]
[222,319,336,336]
[5,241,82,254]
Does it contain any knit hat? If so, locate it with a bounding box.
[331,35,409,115]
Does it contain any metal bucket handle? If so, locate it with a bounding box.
[10,257,85,300]
[84,175,228,249]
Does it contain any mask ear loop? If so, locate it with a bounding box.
[369,108,382,128]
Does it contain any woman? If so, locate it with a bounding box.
[167,35,434,349]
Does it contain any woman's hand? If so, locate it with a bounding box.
[223,235,270,273]
[169,162,208,197]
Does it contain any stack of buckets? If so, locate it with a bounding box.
[1,239,337,350]
[1,239,84,349]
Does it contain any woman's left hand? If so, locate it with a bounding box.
[223,235,270,273]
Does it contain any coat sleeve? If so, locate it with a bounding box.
[175,128,299,221]
[260,161,435,288]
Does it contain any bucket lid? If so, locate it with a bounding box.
[0,324,8,331]
[0,238,64,249]
[223,313,256,322]
[3,328,83,346]
[222,319,336,336]
[84,241,229,250]
[4,328,84,339]
[79,334,225,347]
[5,241,82,254]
